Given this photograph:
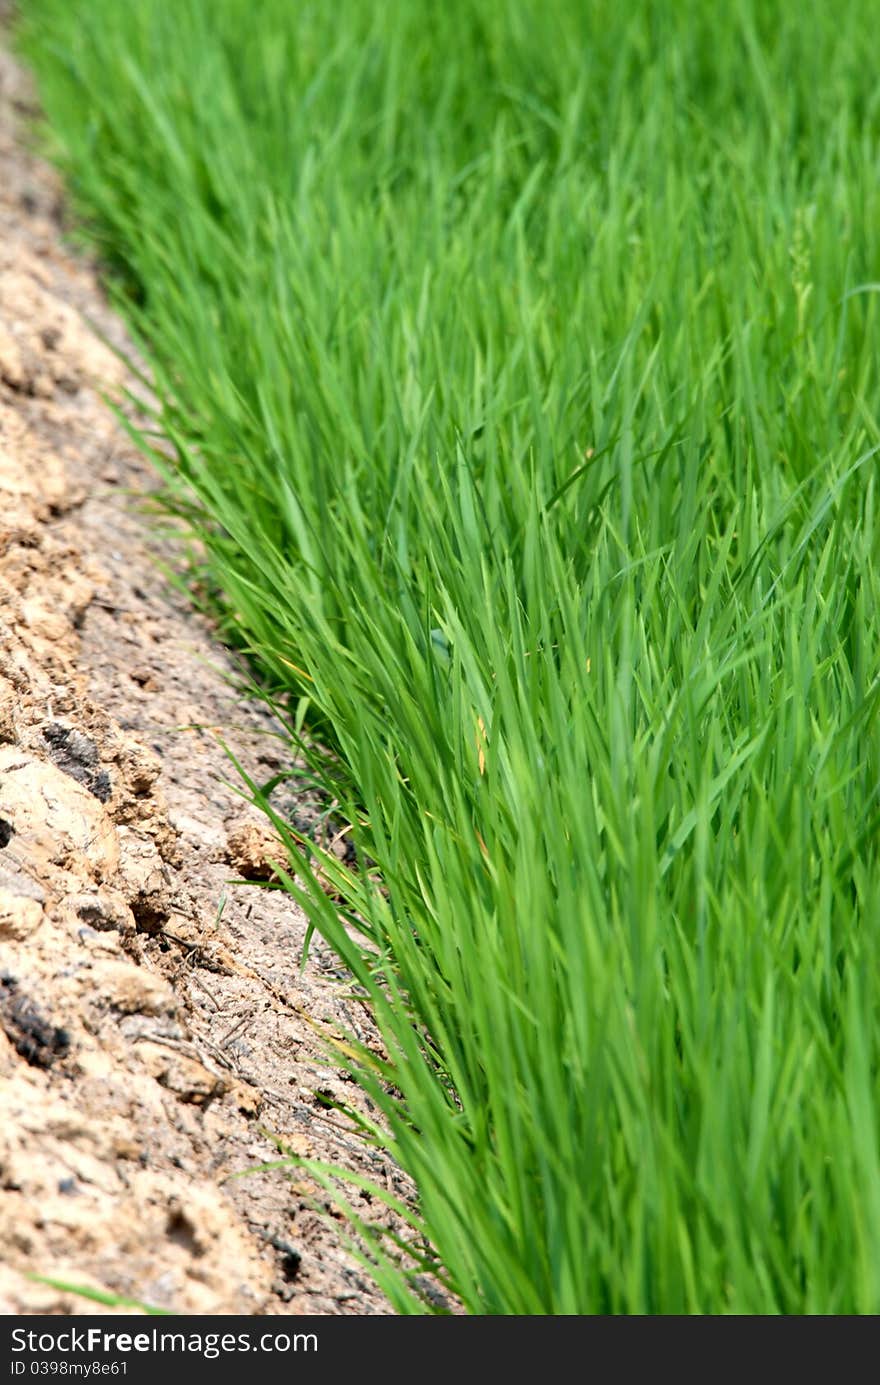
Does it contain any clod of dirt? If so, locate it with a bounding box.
[114,827,173,932]
[225,817,283,881]
[64,888,136,936]
[42,722,112,802]
[0,863,44,939]
[270,1234,302,1283]
[0,973,69,1068]
[139,1044,227,1106]
[0,748,119,880]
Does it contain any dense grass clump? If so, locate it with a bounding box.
[19,0,880,1312]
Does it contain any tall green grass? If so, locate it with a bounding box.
[19,0,880,1312]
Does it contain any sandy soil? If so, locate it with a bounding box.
[0,27,419,1316]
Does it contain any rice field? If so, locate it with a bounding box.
[19,0,880,1313]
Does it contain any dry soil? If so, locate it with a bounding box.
[0,27,419,1317]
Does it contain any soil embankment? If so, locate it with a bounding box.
[0,33,402,1316]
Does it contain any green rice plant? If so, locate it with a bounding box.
[18,0,880,1312]
[26,1276,174,1315]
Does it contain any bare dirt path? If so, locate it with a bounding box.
[0,29,409,1316]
